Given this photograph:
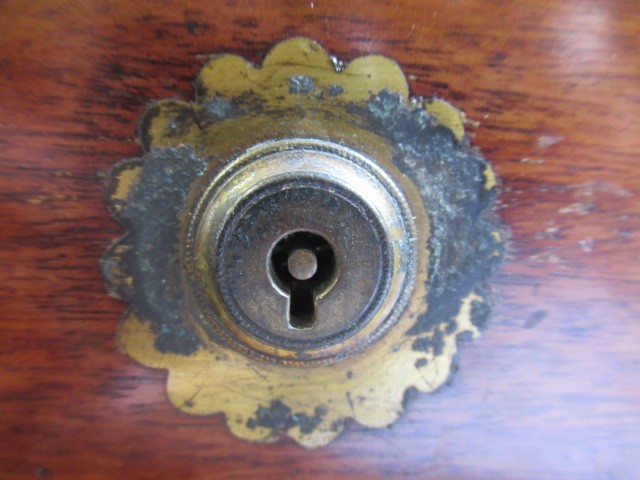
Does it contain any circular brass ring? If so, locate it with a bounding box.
[184,138,419,365]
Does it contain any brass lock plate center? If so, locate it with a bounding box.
[185,139,418,365]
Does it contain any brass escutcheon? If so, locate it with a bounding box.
[102,37,505,447]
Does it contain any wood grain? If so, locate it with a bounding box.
[1,0,639,478]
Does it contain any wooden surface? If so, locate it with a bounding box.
[1,1,639,478]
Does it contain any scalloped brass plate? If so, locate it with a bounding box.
[102,37,505,447]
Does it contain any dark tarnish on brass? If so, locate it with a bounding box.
[102,37,506,447]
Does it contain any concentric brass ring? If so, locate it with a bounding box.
[184,139,419,365]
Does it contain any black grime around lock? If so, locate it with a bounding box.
[105,90,505,359]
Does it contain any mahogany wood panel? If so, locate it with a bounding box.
[1,0,639,478]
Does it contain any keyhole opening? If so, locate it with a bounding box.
[270,231,337,330]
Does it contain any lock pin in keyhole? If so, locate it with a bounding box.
[269,231,337,330]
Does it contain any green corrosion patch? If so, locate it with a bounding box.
[110,146,207,355]
[360,90,506,338]
[246,400,327,435]
[289,75,316,95]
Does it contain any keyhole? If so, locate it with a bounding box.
[270,231,337,330]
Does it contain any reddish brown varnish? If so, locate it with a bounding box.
[1,1,639,479]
